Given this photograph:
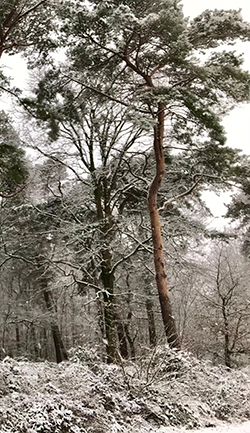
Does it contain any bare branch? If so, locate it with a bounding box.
[158,174,202,213]
[61,74,151,115]
[111,235,152,273]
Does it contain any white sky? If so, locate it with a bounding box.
[1,0,250,220]
[182,0,250,21]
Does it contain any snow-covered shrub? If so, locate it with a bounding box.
[68,345,101,366]
[144,345,192,377]
[0,352,249,432]
[120,345,194,390]
[0,400,87,433]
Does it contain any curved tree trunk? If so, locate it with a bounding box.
[148,102,180,349]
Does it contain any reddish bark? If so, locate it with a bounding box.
[148,102,180,349]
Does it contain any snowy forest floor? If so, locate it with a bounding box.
[0,346,250,433]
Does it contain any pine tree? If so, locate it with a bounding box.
[54,0,250,348]
[0,0,56,60]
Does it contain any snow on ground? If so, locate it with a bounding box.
[0,347,250,432]
[163,421,250,433]
[123,421,250,432]
[194,421,250,433]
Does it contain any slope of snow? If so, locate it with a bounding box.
[0,347,249,432]
[196,421,250,433]
[169,421,250,433]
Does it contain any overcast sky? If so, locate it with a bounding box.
[183,0,250,21]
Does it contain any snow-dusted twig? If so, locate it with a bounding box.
[158,174,203,213]
[111,235,152,272]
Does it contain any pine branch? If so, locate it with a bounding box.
[158,174,203,213]
[0,183,27,199]
[61,74,150,115]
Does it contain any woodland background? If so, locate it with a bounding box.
[1,0,250,370]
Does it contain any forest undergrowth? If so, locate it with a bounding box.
[0,346,250,433]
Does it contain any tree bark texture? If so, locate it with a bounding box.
[30,323,39,360]
[43,289,68,363]
[148,102,180,349]
[94,181,118,363]
[115,314,129,359]
[124,312,136,360]
[222,299,232,368]
[15,323,21,354]
[144,283,157,347]
[100,248,118,363]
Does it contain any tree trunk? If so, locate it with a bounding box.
[2,305,11,357]
[41,327,48,359]
[43,289,68,363]
[148,102,180,349]
[100,249,118,363]
[94,181,118,363]
[222,299,231,368]
[115,313,129,359]
[144,284,157,347]
[15,323,21,354]
[123,311,136,359]
[30,323,39,360]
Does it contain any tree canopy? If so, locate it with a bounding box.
[0,0,56,59]
[0,111,28,197]
[1,0,250,364]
